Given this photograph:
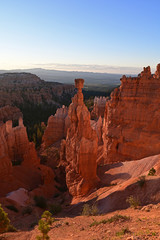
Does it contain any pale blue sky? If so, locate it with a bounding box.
[0,0,160,73]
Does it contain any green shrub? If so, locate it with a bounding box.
[90,220,100,227]
[107,214,130,223]
[22,206,33,215]
[148,167,156,176]
[116,227,131,236]
[36,211,54,240]
[5,205,18,213]
[137,175,146,187]
[0,204,10,233]
[82,203,99,216]
[126,195,140,209]
[30,222,37,229]
[55,185,67,193]
[7,224,17,232]
[90,214,130,227]
[49,203,61,215]
[34,196,47,209]
[12,159,22,166]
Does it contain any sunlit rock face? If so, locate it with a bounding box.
[63,79,99,197]
[103,64,160,163]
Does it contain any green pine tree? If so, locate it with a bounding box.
[0,204,10,233]
[36,211,54,240]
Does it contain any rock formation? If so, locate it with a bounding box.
[0,105,22,123]
[0,118,55,197]
[42,106,69,148]
[91,117,103,145]
[91,96,108,119]
[62,79,99,197]
[0,122,12,180]
[103,64,160,163]
[0,72,74,107]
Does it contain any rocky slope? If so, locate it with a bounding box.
[1,154,160,240]
[2,206,160,240]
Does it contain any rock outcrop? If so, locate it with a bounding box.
[0,105,22,123]
[103,64,160,163]
[42,106,69,148]
[0,118,55,197]
[0,122,12,180]
[91,96,108,119]
[62,79,99,197]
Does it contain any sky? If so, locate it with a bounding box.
[0,0,160,74]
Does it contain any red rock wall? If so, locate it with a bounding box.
[103,64,160,163]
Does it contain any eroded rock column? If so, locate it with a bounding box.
[64,79,99,197]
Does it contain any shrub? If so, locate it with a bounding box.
[90,214,130,227]
[12,159,22,166]
[116,227,131,236]
[49,203,61,215]
[107,214,130,223]
[148,167,156,176]
[5,205,18,213]
[126,195,140,209]
[22,206,33,215]
[30,222,37,229]
[36,211,54,240]
[7,224,17,232]
[137,175,146,187]
[0,204,10,233]
[34,196,47,209]
[82,203,99,216]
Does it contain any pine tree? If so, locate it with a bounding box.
[36,211,54,240]
[0,204,10,233]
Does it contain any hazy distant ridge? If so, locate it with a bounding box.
[0,68,122,85]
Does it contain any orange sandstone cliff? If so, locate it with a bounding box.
[103,64,160,163]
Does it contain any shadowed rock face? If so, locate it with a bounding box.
[0,105,22,123]
[0,118,55,197]
[103,64,160,163]
[91,96,108,119]
[63,79,99,197]
[42,106,69,148]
